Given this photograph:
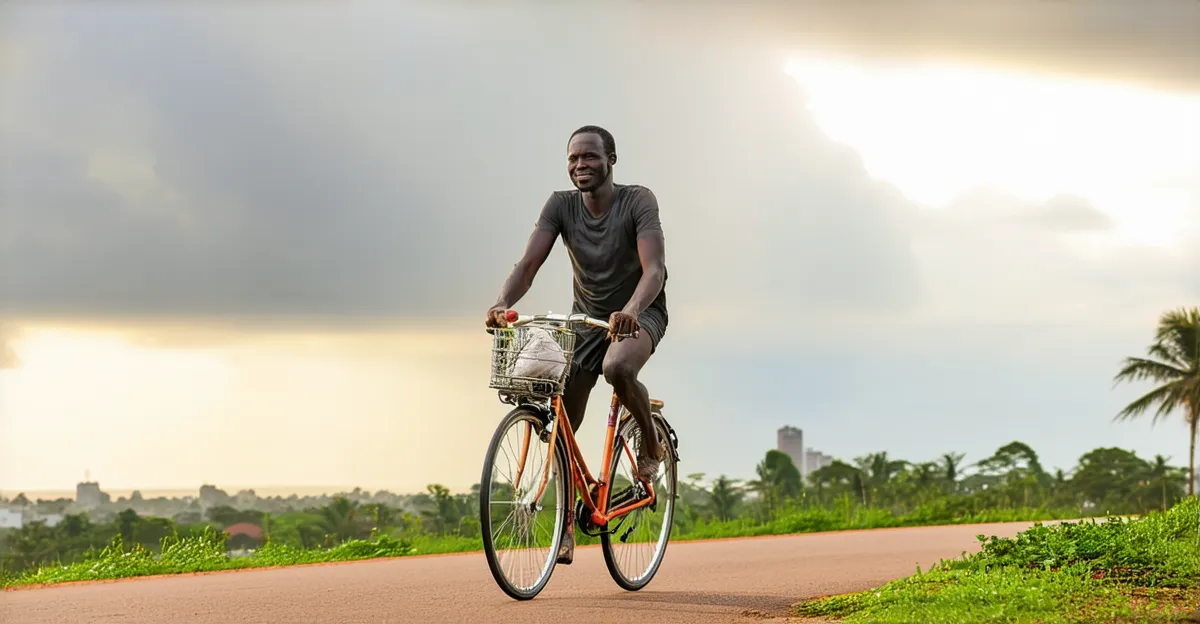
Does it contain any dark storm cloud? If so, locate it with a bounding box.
[759,0,1200,93]
[1,2,925,322]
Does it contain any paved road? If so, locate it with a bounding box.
[3,521,1047,624]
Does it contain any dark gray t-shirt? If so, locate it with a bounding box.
[535,184,668,320]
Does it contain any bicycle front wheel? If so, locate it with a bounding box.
[480,406,568,601]
[600,413,677,591]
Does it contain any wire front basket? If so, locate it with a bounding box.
[489,323,577,399]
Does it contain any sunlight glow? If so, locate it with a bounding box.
[0,324,502,495]
[784,55,1200,247]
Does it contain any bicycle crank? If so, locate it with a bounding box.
[575,498,611,537]
[574,497,636,538]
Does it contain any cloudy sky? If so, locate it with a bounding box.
[2,0,1198,495]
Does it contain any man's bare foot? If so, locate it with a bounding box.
[557,508,575,564]
[556,529,574,564]
[636,436,667,482]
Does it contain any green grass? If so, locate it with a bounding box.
[793,497,1200,623]
[0,504,1102,589]
[1,527,415,588]
[408,503,1086,556]
[679,504,1085,541]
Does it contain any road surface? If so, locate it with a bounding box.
[3,521,1049,624]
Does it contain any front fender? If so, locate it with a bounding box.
[514,401,555,432]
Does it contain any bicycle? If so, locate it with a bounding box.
[479,310,679,601]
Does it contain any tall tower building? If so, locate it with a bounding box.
[75,481,109,508]
[776,426,805,480]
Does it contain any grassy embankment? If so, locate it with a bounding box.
[793,497,1200,624]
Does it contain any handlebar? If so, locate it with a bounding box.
[486,310,642,340]
[499,309,611,331]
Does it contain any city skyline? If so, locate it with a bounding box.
[6,422,1193,502]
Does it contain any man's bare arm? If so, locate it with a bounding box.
[494,229,557,309]
[620,232,666,318]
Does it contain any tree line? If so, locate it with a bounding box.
[678,441,1190,528]
[2,306,1195,577]
[2,439,1189,576]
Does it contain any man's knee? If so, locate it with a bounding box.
[603,358,639,387]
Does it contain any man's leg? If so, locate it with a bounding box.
[555,364,600,565]
[601,332,663,481]
[561,367,599,434]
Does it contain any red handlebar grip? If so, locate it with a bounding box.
[504,310,518,323]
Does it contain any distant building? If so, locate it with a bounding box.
[804,448,835,474]
[0,508,21,529]
[199,484,232,510]
[777,426,836,483]
[31,512,63,528]
[224,522,263,541]
[0,507,62,530]
[75,481,110,508]
[234,489,258,508]
[777,426,806,479]
[223,522,264,551]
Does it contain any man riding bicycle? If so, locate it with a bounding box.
[484,125,669,564]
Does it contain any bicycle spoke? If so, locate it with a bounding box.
[484,414,562,594]
[603,418,675,586]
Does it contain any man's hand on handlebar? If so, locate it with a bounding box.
[608,310,640,341]
[485,304,511,328]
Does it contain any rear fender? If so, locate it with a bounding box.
[617,405,680,461]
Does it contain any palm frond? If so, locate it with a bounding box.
[1147,342,1189,370]
[1112,356,1189,385]
[1155,306,1200,338]
[1114,380,1189,425]
[1154,306,1200,368]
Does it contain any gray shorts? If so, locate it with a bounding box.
[570,306,667,377]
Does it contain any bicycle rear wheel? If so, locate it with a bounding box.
[480,406,568,600]
[600,412,677,591]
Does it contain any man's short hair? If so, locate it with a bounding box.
[569,125,616,159]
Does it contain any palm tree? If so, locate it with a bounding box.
[807,461,863,505]
[1113,306,1200,496]
[854,452,908,506]
[940,452,966,489]
[422,484,464,535]
[708,475,744,522]
[747,450,802,518]
[1144,455,1188,512]
[319,496,363,543]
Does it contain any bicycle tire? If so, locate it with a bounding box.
[600,410,677,591]
[479,406,569,601]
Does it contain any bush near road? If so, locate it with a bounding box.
[793,497,1200,624]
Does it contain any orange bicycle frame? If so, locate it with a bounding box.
[527,394,656,528]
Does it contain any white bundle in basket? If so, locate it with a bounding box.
[510,327,567,380]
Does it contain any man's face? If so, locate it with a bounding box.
[567,133,612,192]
